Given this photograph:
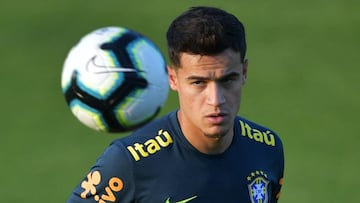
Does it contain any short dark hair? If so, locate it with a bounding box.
[166,6,247,67]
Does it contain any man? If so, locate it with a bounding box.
[67,6,284,203]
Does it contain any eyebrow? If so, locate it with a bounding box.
[186,71,241,81]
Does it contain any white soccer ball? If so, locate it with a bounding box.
[61,27,169,132]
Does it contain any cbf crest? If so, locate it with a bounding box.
[247,170,269,203]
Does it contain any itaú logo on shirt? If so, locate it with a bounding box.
[239,120,276,146]
[127,129,173,161]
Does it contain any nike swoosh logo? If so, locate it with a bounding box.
[86,56,138,74]
[165,195,197,203]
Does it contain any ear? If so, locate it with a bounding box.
[242,59,248,85]
[167,66,178,91]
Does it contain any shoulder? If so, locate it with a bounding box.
[66,112,178,203]
[234,116,284,172]
[235,116,283,149]
[110,111,177,161]
[115,111,176,143]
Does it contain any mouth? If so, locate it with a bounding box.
[205,112,228,124]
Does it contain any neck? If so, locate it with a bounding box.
[177,111,234,155]
[193,134,233,154]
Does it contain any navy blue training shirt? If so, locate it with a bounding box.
[67,111,284,203]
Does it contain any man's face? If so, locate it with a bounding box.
[168,49,248,139]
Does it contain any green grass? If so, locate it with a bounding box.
[1,0,359,202]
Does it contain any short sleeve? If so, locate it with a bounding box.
[271,134,285,203]
[66,142,135,203]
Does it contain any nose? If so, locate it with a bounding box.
[206,82,226,106]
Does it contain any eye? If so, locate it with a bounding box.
[221,76,236,84]
[192,80,205,86]
[220,75,240,86]
[223,78,234,83]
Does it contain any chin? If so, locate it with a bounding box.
[204,127,230,139]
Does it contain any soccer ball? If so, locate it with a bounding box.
[61,27,169,132]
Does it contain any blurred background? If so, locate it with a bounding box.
[1,0,359,202]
